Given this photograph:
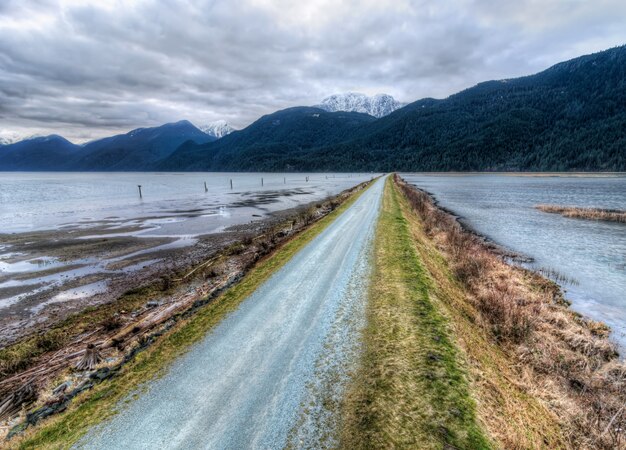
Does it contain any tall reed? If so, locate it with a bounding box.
[536,204,626,223]
[395,174,626,449]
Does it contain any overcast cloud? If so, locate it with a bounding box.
[1,0,625,142]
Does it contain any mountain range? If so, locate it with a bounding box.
[0,121,216,171]
[2,45,626,172]
[162,108,376,171]
[316,93,404,118]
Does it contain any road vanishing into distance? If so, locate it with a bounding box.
[78,177,385,449]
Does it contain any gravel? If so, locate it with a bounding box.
[76,178,384,450]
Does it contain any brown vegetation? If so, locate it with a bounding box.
[395,174,626,449]
[536,204,626,223]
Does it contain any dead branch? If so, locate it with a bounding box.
[0,381,37,422]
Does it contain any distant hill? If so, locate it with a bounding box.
[0,121,215,171]
[160,107,376,171]
[0,135,80,170]
[73,120,215,171]
[161,46,626,172]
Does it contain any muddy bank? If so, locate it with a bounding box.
[0,188,342,348]
[0,181,370,441]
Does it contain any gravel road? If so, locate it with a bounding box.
[78,177,384,450]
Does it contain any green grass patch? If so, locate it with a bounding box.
[341,177,491,449]
[395,178,567,448]
[12,183,370,450]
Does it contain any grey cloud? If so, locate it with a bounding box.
[1,0,625,142]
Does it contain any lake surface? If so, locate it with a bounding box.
[0,172,372,320]
[402,174,626,348]
[0,172,371,234]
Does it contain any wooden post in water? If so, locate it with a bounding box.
[284,177,286,184]
[261,177,264,186]
[204,181,208,193]
[230,179,233,189]
[137,185,142,198]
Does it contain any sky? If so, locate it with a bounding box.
[1,0,626,143]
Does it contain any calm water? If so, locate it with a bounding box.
[0,172,371,234]
[0,172,372,315]
[402,174,626,347]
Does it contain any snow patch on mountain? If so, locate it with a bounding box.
[199,120,236,139]
[0,131,40,146]
[316,93,404,118]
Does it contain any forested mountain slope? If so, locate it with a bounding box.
[162,46,626,172]
[160,107,376,171]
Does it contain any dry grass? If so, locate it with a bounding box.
[396,175,626,449]
[536,205,626,223]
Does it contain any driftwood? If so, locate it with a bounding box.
[171,255,221,282]
[75,344,102,371]
[100,275,232,350]
[0,381,36,422]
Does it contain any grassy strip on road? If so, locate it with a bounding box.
[341,177,491,449]
[392,177,567,449]
[12,181,372,450]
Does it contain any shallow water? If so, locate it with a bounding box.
[402,174,626,347]
[0,172,371,314]
[0,172,371,234]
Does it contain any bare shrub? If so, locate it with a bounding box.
[474,286,534,343]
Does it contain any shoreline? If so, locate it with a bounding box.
[392,175,626,448]
[405,185,535,263]
[0,180,372,444]
[0,192,348,348]
[405,181,626,351]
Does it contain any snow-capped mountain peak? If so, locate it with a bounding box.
[316,92,404,118]
[199,120,235,139]
[0,131,41,146]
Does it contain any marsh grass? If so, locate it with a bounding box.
[537,267,580,286]
[536,204,626,223]
[396,175,626,449]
